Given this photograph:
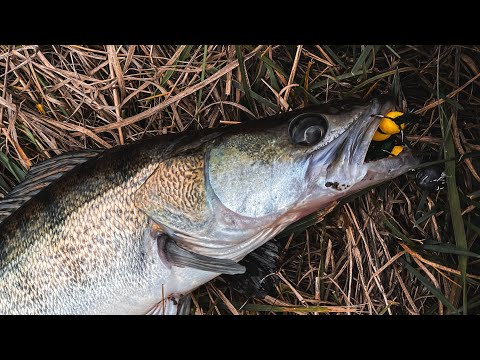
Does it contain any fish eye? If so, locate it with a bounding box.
[288,113,328,146]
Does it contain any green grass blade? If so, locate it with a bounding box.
[258,53,287,94]
[264,64,281,92]
[0,152,26,183]
[159,45,193,87]
[196,45,208,111]
[467,299,480,312]
[351,45,373,75]
[294,85,322,105]
[442,96,465,110]
[421,244,480,259]
[459,151,480,162]
[385,45,401,59]
[258,55,289,80]
[235,45,255,112]
[399,257,458,313]
[309,70,365,90]
[414,207,440,227]
[322,45,347,69]
[415,191,429,217]
[460,192,480,209]
[18,125,42,152]
[439,103,468,314]
[346,67,416,94]
[230,80,279,111]
[467,190,480,200]
[466,221,480,237]
[382,216,415,246]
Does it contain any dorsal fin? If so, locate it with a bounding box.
[0,150,102,223]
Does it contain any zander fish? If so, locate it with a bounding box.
[0,97,419,314]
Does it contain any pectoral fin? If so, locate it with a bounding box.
[159,234,246,275]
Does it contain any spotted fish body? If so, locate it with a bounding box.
[0,139,170,314]
[0,98,419,314]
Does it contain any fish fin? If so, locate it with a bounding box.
[223,240,282,298]
[160,235,246,275]
[0,150,102,223]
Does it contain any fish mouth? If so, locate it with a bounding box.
[351,98,420,181]
[351,98,397,165]
[318,98,420,188]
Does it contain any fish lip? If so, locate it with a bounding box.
[354,98,420,172]
[310,97,419,181]
[350,98,395,166]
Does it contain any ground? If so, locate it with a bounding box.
[0,45,479,315]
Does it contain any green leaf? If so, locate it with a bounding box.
[159,45,193,87]
[459,151,480,162]
[438,101,468,314]
[421,243,480,259]
[346,67,416,94]
[230,80,279,111]
[235,45,255,113]
[414,207,440,227]
[310,70,364,90]
[466,221,480,238]
[18,125,42,152]
[196,45,208,111]
[351,45,374,75]
[443,96,464,110]
[0,152,26,183]
[264,63,281,92]
[258,55,289,80]
[415,191,429,217]
[399,257,458,313]
[385,45,401,59]
[293,85,322,105]
[322,45,347,69]
[382,216,415,246]
[467,189,480,200]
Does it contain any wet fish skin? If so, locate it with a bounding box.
[0,138,173,314]
[0,126,264,314]
[0,98,419,314]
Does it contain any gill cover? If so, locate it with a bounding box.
[134,153,208,231]
[206,132,310,218]
[135,154,246,274]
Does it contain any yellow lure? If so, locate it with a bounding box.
[371,131,391,141]
[389,145,404,157]
[372,111,405,142]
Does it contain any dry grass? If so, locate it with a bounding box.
[1,45,479,315]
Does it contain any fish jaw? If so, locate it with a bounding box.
[302,98,419,207]
[157,100,418,261]
[142,98,420,305]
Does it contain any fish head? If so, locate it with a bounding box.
[206,97,419,222]
[137,96,420,276]
[144,97,421,296]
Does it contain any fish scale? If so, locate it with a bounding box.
[0,142,166,314]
